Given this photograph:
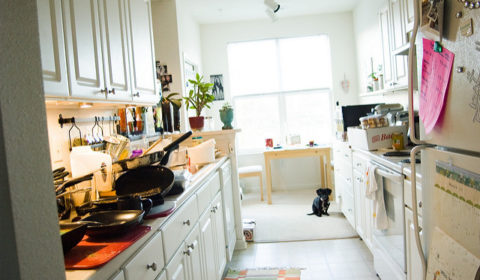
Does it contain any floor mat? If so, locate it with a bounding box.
[224,268,302,280]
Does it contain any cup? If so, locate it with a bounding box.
[309,140,314,147]
[265,138,273,148]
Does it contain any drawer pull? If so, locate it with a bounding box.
[418,201,422,208]
[211,208,217,213]
[187,243,195,250]
[183,220,191,226]
[146,262,157,271]
[183,248,192,256]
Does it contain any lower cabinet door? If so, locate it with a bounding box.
[184,225,203,280]
[166,242,189,280]
[405,207,423,280]
[212,193,227,280]
[199,206,217,280]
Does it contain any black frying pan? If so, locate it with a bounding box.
[80,210,145,237]
[114,165,174,202]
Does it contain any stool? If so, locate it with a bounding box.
[238,165,264,201]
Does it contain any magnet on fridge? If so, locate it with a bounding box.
[434,41,443,53]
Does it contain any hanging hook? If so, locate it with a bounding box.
[68,117,82,151]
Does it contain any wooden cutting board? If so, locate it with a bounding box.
[64,225,151,269]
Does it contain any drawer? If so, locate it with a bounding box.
[352,153,368,173]
[196,172,220,214]
[161,196,198,262]
[342,191,355,229]
[124,232,164,280]
[404,179,423,216]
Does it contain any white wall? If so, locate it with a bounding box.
[152,0,204,131]
[200,13,358,191]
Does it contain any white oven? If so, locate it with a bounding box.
[371,162,406,280]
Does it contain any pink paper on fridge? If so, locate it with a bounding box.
[419,38,455,134]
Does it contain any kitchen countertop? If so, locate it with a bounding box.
[351,146,422,181]
[65,157,228,280]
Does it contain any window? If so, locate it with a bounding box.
[227,35,333,153]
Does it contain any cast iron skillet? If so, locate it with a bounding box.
[60,223,87,254]
[79,210,145,237]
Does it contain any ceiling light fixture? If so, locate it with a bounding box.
[264,0,280,13]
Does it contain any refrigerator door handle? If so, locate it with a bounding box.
[408,0,427,146]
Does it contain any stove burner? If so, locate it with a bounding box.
[383,151,410,157]
[400,158,421,164]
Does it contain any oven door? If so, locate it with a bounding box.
[371,163,406,273]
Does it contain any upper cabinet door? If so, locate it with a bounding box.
[126,0,158,103]
[379,6,393,88]
[403,0,415,39]
[98,0,132,101]
[63,0,106,99]
[37,0,69,97]
[390,0,405,51]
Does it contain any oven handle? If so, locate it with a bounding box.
[374,166,405,182]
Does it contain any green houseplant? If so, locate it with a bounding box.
[183,73,214,130]
[219,102,234,130]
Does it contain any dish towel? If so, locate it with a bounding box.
[365,163,388,230]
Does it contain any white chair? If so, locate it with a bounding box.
[238,165,264,201]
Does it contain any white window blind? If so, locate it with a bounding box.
[227,35,333,153]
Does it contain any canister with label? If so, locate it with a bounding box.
[392,132,404,150]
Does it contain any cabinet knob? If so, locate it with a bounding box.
[183,219,190,226]
[100,87,108,93]
[132,92,140,97]
[108,88,116,95]
[418,201,422,208]
[187,243,195,250]
[211,208,217,213]
[146,262,157,271]
[183,248,192,256]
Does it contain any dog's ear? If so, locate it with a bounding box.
[316,189,322,196]
[326,188,332,195]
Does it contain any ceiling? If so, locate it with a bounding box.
[181,0,361,24]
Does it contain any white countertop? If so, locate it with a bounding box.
[65,157,228,280]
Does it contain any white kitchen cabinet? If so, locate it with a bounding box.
[124,231,165,280]
[402,0,415,39]
[333,141,355,229]
[211,193,227,280]
[62,0,106,99]
[125,0,158,103]
[156,271,167,280]
[198,205,216,280]
[220,160,236,261]
[379,6,394,89]
[352,152,373,251]
[110,270,125,280]
[162,195,199,262]
[36,0,69,97]
[97,0,133,101]
[37,0,158,104]
[166,242,189,280]
[405,207,423,280]
[184,225,203,280]
[390,0,405,51]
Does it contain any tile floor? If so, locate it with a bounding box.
[227,238,379,280]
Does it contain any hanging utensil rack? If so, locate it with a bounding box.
[58,114,121,151]
[58,114,120,128]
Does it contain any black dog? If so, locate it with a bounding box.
[307,188,332,217]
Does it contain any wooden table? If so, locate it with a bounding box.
[263,146,332,204]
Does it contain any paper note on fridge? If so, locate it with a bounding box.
[419,38,455,134]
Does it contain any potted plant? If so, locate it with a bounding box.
[219,102,234,130]
[183,73,215,130]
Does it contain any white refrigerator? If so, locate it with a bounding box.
[408,1,480,279]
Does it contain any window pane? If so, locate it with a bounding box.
[227,40,279,95]
[284,90,332,145]
[278,36,332,91]
[234,95,281,150]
